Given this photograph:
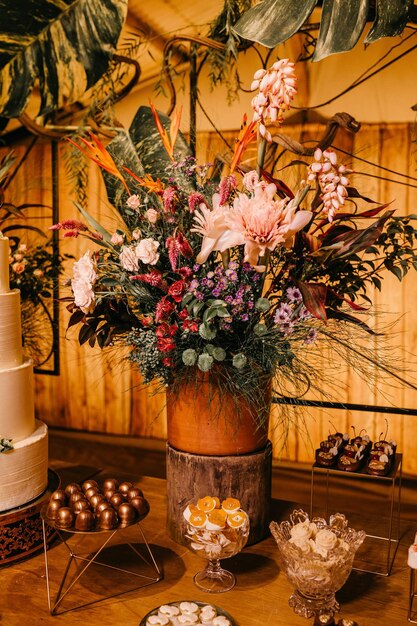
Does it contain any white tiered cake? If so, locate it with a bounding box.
[0,235,48,512]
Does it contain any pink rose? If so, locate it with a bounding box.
[135,238,160,265]
[111,232,124,245]
[126,194,141,210]
[242,170,259,192]
[120,246,139,272]
[12,262,26,274]
[132,228,142,240]
[145,208,159,224]
[33,269,44,278]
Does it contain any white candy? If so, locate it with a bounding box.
[179,602,199,615]
[177,615,199,625]
[409,544,417,569]
[159,605,180,618]
[212,618,231,626]
[146,615,170,626]
[200,606,217,623]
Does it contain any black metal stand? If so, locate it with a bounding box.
[310,454,402,576]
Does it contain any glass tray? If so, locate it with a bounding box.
[139,601,237,625]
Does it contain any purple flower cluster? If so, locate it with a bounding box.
[273,286,314,339]
[187,262,261,328]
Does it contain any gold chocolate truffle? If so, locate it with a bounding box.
[118,502,137,524]
[118,481,133,495]
[84,487,99,501]
[109,493,124,508]
[102,478,119,492]
[56,507,74,528]
[89,493,105,509]
[95,501,112,516]
[130,496,150,517]
[98,508,118,530]
[72,499,90,515]
[64,483,81,497]
[69,491,86,506]
[46,499,62,519]
[82,479,99,493]
[50,489,66,503]
[127,487,143,500]
[75,510,95,531]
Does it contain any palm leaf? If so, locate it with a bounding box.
[0,0,127,119]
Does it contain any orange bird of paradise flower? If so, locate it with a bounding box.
[67,133,131,194]
[122,168,165,194]
[149,101,182,161]
[229,114,257,174]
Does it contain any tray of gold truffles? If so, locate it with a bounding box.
[41,478,150,533]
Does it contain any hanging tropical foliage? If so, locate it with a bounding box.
[0,0,127,123]
[233,0,415,61]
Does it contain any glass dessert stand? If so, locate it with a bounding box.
[41,506,162,615]
[270,510,365,619]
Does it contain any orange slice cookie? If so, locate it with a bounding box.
[227,511,247,529]
[189,511,208,528]
[197,496,217,513]
[183,503,200,522]
[221,497,241,513]
[206,508,228,530]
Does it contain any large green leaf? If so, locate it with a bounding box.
[233,0,317,48]
[104,105,195,218]
[312,0,369,61]
[0,0,127,119]
[365,0,413,42]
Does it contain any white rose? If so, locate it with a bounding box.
[73,251,97,284]
[72,277,95,313]
[313,529,338,556]
[290,521,316,542]
[289,536,313,554]
[120,245,139,272]
[135,238,160,265]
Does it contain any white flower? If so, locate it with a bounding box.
[242,170,259,192]
[135,238,160,265]
[313,529,338,556]
[290,521,316,542]
[72,278,95,313]
[120,246,139,272]
[73,251,97,284]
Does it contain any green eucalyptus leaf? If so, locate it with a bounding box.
[0,0,128,119]
[74,201,112,243]
[233,0,317,48]
[313,0,369,62]
[203,308,220,323]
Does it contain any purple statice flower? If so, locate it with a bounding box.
[298,306,311,320]
[241,314,249,322]
[247,301,254,310]
[195,292,204,301]
[280,322,295,336]
[305,328,318,345]
[207,271,214,279]
[286,286,302,303]
[193,264,200,272]
[218,175,236,206]
[228,261,238,270]
[225,295,234,304]
[212,287,222,297]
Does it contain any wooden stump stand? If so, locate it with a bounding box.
[166,440,272,547]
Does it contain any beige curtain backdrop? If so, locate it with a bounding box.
[2,122,417,472]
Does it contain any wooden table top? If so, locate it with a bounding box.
[0,467,414,626]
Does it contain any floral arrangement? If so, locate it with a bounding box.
[53,58,417,426]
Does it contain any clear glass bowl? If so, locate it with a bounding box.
[184,518,249,593]
[270,509,366,618]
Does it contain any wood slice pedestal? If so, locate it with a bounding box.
[166,440,272,547]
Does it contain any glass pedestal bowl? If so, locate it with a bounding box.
[270,509,366,619]
[183,509,249,593]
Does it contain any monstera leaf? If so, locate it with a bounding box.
[0,0,128,120]
[234,0,414,60]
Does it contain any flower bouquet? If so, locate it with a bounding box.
[54,58,417,439]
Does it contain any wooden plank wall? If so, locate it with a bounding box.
[2,123,417,472]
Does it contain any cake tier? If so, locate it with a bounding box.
[0,290,23,369]
[0,420,48,512]
[0,358,35,440]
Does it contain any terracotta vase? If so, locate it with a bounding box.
[166,372,271,456]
